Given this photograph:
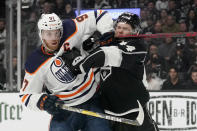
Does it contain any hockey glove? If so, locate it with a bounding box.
[60,48,82,75]
[98,31,115,46]
[83,37,95,51]
[37,94,64,116]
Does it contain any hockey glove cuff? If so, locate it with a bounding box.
[37,94,64,116]
[98,31,115,46]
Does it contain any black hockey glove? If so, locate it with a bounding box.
[98,31,115,46]
[37,94,64,116]
[83,37,95,52]
[72,56,87,74]
[60,48,82,75]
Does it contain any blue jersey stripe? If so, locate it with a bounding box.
[62,79,95,101]
[25,94,32,106]
[96,11,107,24]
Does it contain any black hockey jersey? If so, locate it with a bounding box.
[75,38,150,116]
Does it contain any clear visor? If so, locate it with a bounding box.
[41,29,61,40]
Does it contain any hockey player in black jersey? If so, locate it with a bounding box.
[71,12,159,131]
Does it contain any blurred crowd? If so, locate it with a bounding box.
[0,0,197,91]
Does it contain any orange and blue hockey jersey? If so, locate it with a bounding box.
[20,10,113,111]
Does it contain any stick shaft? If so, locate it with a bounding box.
[119,32,197,38]
[59,104,140,126]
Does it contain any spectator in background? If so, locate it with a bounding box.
[187,69,197,89]
[185,8,197,32]
[138,0,147,9]
[82,0,94,9]
[109,0,131,8]
[143,32,153,46]
[41,1,54,14]
[188,43,197,70]
[143,16,154,33]
[167,0,181,22]
[151,21,165,46]
[152,21,163,34]
[146,52,167,80]
[161,66,186,90]
[146,72,164,90]
[159,9,168,25]
[140,9,148,29]
[158,37,176,61]
[179,0,191,21]
[0,19,6,52]
[185,37,197,53]
[168,42,190,79]
[169,42,190,70]
[62,2,76,19]
[192,0,197,14]
[54,0,65,18]
[155,0,168,11]
[115,0,130,8]
[94,0,111,9]
[145,43,160,65]
[188,61,197,80]
[145,44,166,90]
[146,1,159,22]
[162,15,180,33]
[176,22,188,45]
[184,37,197,66]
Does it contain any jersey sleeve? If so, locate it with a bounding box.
[19,71,45,111]
[77,46,122,73]
[57,10,114,56]
[76,40,147,73]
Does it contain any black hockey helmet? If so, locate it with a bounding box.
[114,12,142,34]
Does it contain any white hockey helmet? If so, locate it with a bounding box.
[38,13,63,35]
[37,13,63,52]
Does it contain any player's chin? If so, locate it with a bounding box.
[49,43,59,50]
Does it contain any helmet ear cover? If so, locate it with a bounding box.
[114,12,142,34]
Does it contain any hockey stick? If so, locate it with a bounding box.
[118,32,197,39]
[56,100,144,126]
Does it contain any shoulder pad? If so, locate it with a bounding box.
[25,47,52,74]
[59,19,77,47]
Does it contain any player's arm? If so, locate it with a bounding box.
[73,42,147,73]
[20,71,45,111]
[72,46,122,73]
[20,71,64,115]
[75,9,114,37]
[58,10,114,55]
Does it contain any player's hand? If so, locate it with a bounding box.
[37,94,64,115]
[83,37,95,52]
[98,31,115,46]
[71,56,86,74]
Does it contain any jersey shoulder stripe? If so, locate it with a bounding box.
[60,19,77,47]
[96,10,107,24]
[25,46,52,74]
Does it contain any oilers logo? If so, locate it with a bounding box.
[51,57,76,83]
